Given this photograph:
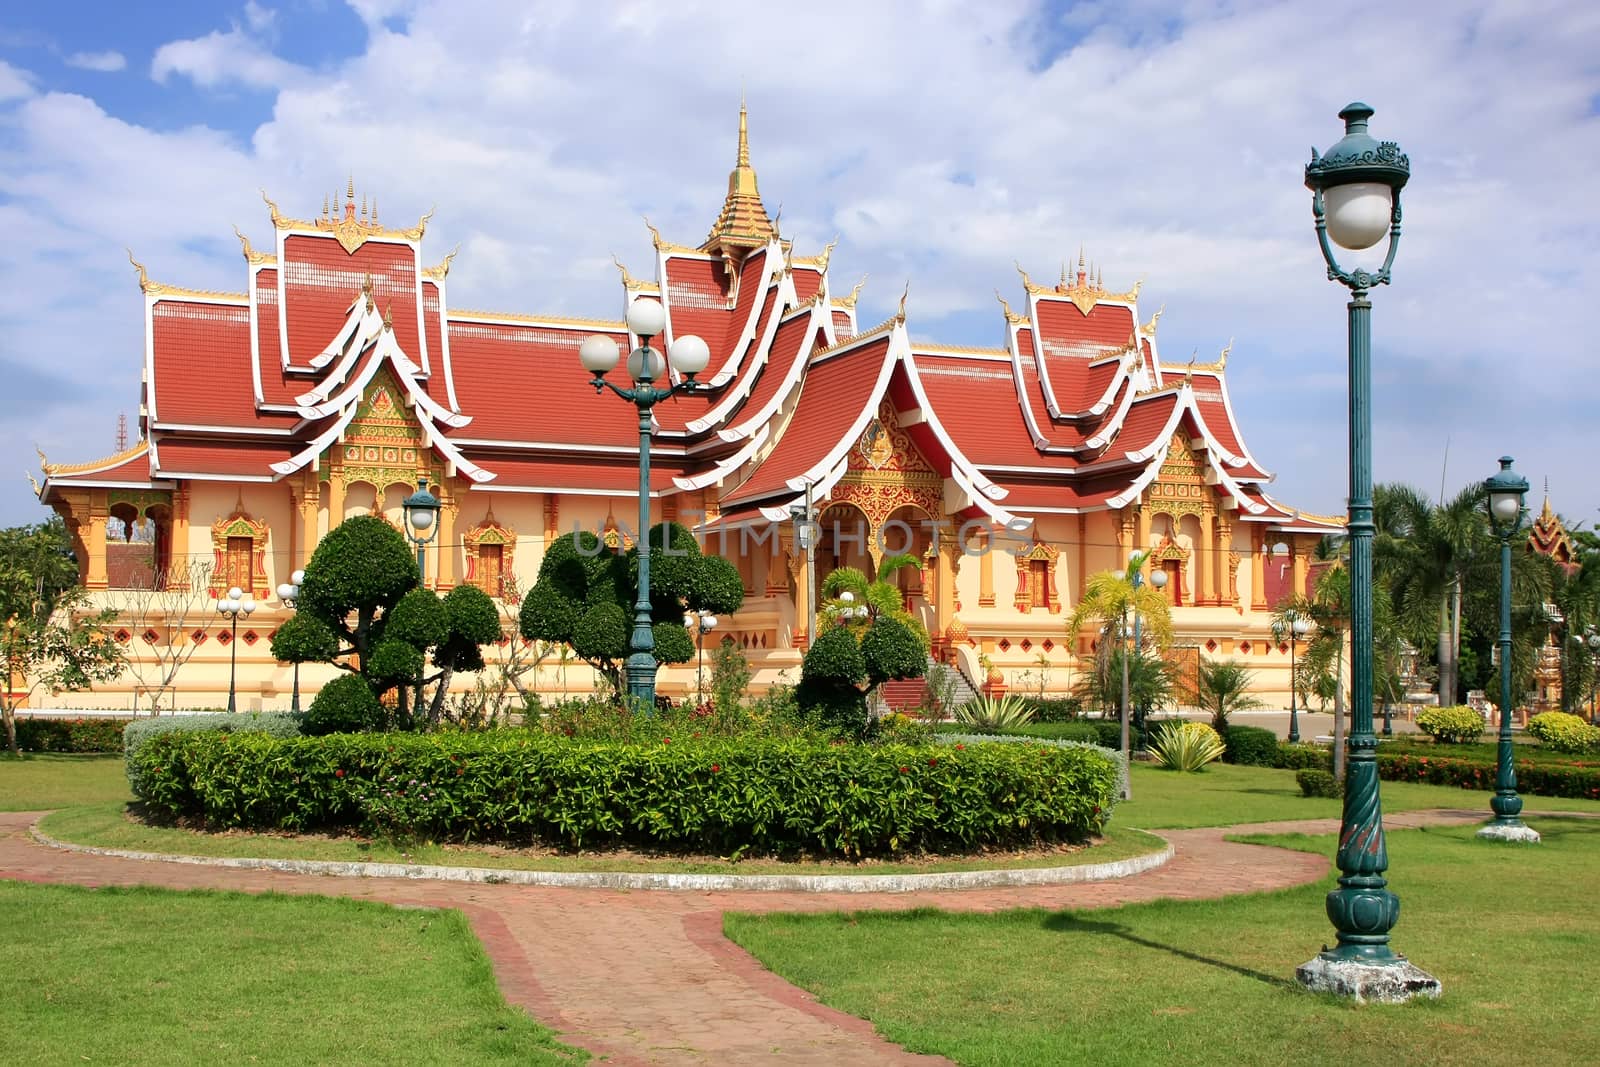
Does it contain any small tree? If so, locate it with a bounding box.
[295,515,420,683]
[519,523,743,695]
[2,589,124,755]
[709,636,752,714]
[119,559,217,715]
[1191,657,1264,731]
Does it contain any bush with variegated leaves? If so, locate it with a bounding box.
[1148,720,1226,772]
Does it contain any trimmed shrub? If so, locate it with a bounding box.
[1297,768,1340,798]
[13,717,130,753]
[1222,725,1279,767]
[1274,743,1333,771]
[1148,721,1226,772]
[124,712,302,799]
[1009,722,1103,743]
[1377,751,1600,799]
[303,675,385,736]
[1091,720,1146,751]
[1416,705,1486,744]
[935,732,1127,800]
[1527,712,1600,755]
[1025,698,1083,723]
[126,730,1121,858]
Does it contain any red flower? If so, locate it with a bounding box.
[1093,805,1102,814]
[927,757,938,767]
[456,768,465,776]
[663,737,672,744]
[710,764,720,773]
[899,765,910,774]
[335,769,346,778]
[954,743,965,751]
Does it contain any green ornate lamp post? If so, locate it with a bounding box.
[1479,456,1540,843]
[580,300,712,708]
[1295,102,1440,1001]
[403,477,442,582]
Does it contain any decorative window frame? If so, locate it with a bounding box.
[1013,541,1060,614]
[1150,535,1191,605]
[210,510,269,599]
[462,516,516,599]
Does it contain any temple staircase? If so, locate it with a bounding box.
[875,657,980,717]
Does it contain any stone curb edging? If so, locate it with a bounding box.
[28,823,1173,894]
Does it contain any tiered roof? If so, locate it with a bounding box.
[40,111,1339,540]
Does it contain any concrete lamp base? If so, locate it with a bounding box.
[1296,955,1442,1004]
[1475,823,1542,844]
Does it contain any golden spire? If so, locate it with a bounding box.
[701,99,775,270]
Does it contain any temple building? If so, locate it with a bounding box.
[35,107,1340,711]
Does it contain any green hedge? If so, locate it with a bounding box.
[1022,698,1083,723]
[1222,725,1279,767]
[12,717,131,753]
[1274,743,1333,771]
[1269,742,1600,800]
[127,731,1120,858]
[124,712,303,799]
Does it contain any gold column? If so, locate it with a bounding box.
[977,528,995,607]
[1076,514,1087,604]
[785,530,810,649]
[84,490,109,590]
[1291,535,1308,603]
[435,477,458,590]
[1250,526,1267,610]
[936,542,959,640]
[543,494,560,544]
[326,474,345,530]
[171,485,192,588]
[1197,508,1215,606]
[1217,515,1236,607]
[1133,505,1148,558]
[297,476,319,572]
[1115,510,1133,557]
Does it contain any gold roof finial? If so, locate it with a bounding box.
[737,97,751,169]
[423,245,458,281]
[836,274,867,309]
[1078,244,1086,268]
[1140,304,1165,337]
[995,289,1023,323]
[126,249,151,292]
[1217,337,1233,370]
[896,281,909,324]
[27,470,41,498]
[612,252,637,289]
[36,445,49,471]
[701,98,775,265]
[361,194,368,221]
[383,303,394,332]
[1059,260,1068,290]
[371,197,378,224]
[362,272,375,312]
[1014,259,1034,291]
[260,189,284,227]
[321,193,329,219]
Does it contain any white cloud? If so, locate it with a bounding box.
[0,59,33,100]
[65,50,127,73]
[3,0,1600,527]
[151,26,304,90]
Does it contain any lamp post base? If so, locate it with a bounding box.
[1475,821,1541,844]
[1295,953,1441,1004]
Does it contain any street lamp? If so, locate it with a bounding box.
[1295,103,1439,1001]
[276,569,306,713]
[1589,633,1600,724]
[1479,456,1539,844]
[403,476,442,582]
[217,585,256,713]
[1274,610,1312,743]
[1127,556,1168,745]
[686,609,719,704]
[791,489,817,648]
[581,299,712,708]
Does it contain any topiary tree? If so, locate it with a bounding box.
[797,612,926,737]
[303,672,386,735]
[295,515,419,685]
[520,522,744,695]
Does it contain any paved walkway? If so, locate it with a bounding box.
[0,808,1491,1065]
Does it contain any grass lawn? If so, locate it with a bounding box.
[0,880,581,1065]
[1114,761,1600,829]
[726,818,1600,1067]
[0,753,132,810]
[38,803,1164,876]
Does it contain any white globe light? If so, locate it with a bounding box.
[1323,181,1392,250]
[1149,568,1169,589]
[409,507,436,531]
[1489,492,1521,524]
[1293,617,1310,636]
[625,298,666,338]
[703,615,718,631]
[277,583,295,600]
[218,598,236,614]
[290,569,305,585]
[669,334,711,376]
[1589,634,1600,650]
[242,600,257,615]
[579,334,620,374]
[626,345,667,382]
[839,591,855,603]
[228,586,244,601]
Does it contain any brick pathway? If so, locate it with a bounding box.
[0,808,1491,1065]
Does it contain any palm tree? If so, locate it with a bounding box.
[1066,551,1173,799]
[1192,657,1264,731]
[1270,593,1315,720]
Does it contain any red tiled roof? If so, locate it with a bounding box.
[155,437,299,478]
[445,318,716,446]
[421,279,446,389]
[986,472,1137,512]
[832,310,853,340]
[1188,370,1269,480]
[719,311,816,435]
[1031,299,1136,416]
[467,451,683,494]
[45,447,154,486]
[724,336,893,505]
[150,300,287,428]
[912,352,1038,466]
[792,266,822,304]
[282,235,420,369]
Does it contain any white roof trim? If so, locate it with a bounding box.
[674,423,771,491]
[700,303,822,441]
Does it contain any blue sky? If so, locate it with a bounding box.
[2,1,1598,530]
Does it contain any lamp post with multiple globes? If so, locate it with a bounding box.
[686,609,719,705]
[276,570,306,713]
[580,299,712,708]
[217,586,256,713]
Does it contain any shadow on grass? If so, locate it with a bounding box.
[1043,913,1298,991]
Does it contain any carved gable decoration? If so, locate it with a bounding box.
[1146,431,1214,518]
[845,401,935,476]
[210,510,269,599]
[336,368,427,487]
[830,400,944,559]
